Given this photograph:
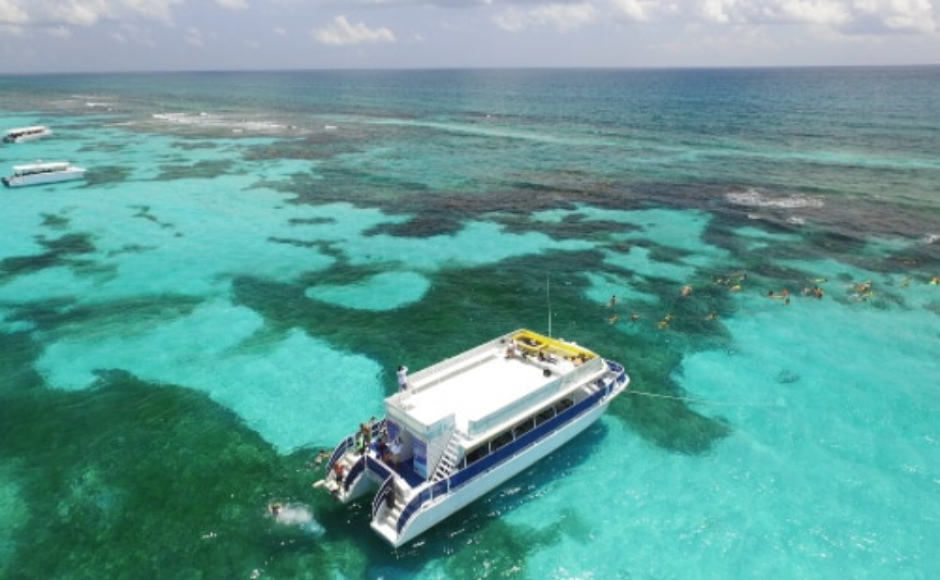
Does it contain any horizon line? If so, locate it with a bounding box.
[2,62,938,77]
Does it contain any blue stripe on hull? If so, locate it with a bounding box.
[394,374,619,539]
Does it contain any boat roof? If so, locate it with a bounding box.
[6,125,48,134]
[12,161,72,172]
[385,330,604,444]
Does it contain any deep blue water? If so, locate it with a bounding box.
[0,67,938,580]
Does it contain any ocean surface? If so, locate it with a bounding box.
[0,67,938,580]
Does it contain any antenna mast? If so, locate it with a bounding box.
[546,274,552,337]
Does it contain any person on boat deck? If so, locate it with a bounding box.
[357,422,372,452]
[504,338,518,359]
[389,438,402,467]
[397,365,409,391]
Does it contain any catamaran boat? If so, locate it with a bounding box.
[2,161,86,187]
[3,125,52,143]
[317,329,629,547]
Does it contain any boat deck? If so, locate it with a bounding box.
[401,344,577,437]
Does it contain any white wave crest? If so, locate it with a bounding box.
[149,112,295,134]
[726,189,824,209]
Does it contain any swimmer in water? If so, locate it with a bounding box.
[267,502,324,535]
[854,279,872,293]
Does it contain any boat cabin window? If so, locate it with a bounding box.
[534,408,555,426]
[554,398,574,414]
[512,418,534,438]
[465,445,488,466]
[462,398,579,469]
[490,432,513,453]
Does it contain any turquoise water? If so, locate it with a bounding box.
[1,67,938,579]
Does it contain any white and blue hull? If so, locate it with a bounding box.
[3,167,85,187]
[385,394,615,547]
[3,127,52,143]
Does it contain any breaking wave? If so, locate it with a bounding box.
[148,112,301,134]
[726,188,825,209]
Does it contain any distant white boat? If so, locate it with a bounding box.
[3,125,52,143]
[3,161,86,187]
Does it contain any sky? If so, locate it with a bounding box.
[0,0,938,73]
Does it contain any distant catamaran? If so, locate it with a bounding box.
[2,161,86,187]
[3,125,52,143]
[317,329,629,547]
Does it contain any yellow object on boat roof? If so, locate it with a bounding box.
[510,329,596,360]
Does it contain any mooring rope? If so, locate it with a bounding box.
[626,389,782,407]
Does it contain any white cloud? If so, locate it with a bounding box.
[690,0,936,32]
[697,0,736,23]
[0,1,30,25]
[0,23,26,36]
[1,0,937,73]
[609,0,666,22]
[496,3,599,31]
[493,8,527,31]
[691,0,851,26]
[46,24,71,38]
[185,26,205,47]
[0,0,182,27]
[852,0,937,33]
[216,0,250,10]
[496,0,940,34]
[311,15,396,45]
[109,23,155,46]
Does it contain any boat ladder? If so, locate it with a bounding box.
[376,478,407,533]
[430,434,463,482]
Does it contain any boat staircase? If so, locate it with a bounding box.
[431,433,464,482]
[371,476,408,541]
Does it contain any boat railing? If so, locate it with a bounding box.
[326,418,385,475]
[366,454,392,481]
[373,418,387,440]
[372,475,396,521]
[343,456,367,492]
[326,436,354,475]
[396,478,450,535]
[605,360,629,394]
[605,359,624,375]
